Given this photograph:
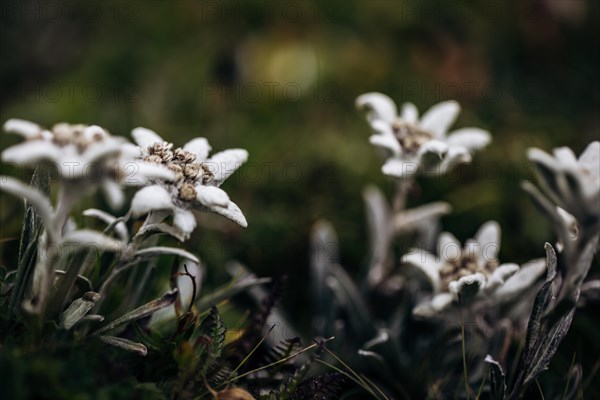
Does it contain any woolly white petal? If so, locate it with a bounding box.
[3,119,42,138]
[355,92,398,123]
[131,127,164,148]
[556,207,579,240]
[400,102,419,124]
[381,158,419,178]
[475,221,501,261]
[553,146,579,168]
[205,149,248,185]
[173,209,197,238]
[578,141,600,176]
[493,259,546,301]
[402,249,443,292]
[120,143,143,159]
[206,200,248,227]
[1,141,63,165]
[183,138,211,162]
[369,134,401,154]
[80,138,124,167]
[446,128,491,151]
[131,185,173,217]
[438,232,461,262]
[101,179,125,209]
[122,161,177,186]
[195,185,230,207]
[419,101,460,139]
[83,125,108,141]
[413,293,454,318]
[485,263,520,291]
[527,147,560,170]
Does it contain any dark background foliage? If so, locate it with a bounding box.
[0,0,598,397]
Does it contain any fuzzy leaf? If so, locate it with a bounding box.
[93,289,178,335]
[99,335,148,356]
[327,264,374,338]
[484,355,506,400]
[362,186,392,288]
[59,291,101,330]
[7,168,51,313]
[133,246,200,264]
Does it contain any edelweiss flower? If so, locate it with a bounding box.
[402,221,545,317]
[356,92,491,178]
[528,141,600,227]
[1,119,173,208]
[129,127,248,240]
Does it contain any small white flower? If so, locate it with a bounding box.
[528,141,600,226]
[356,93,491,178]
[129,127,248,240]
[402,221,544,317]
[1,119,173,209]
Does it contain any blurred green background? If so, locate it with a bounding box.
[0,0,598,350]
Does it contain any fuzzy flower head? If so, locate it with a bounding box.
[402,221,545,317]
[356,93,491,178]
[2,119,135,208]
[130,127,248,240]
[528,141,600,229]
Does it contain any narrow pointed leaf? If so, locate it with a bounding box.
[60,291,101,330]
[133,246,199,264]
[98,335,148,356]
[484,355,506,400]
[93,289,178,335]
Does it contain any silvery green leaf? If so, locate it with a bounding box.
[136,221,187,242]
[61,230,125,252]
[59,291,101,330]
[484,355,506,400]
[93,289,178,335]
[363,186,392,288]
[98,335,147,356]
[559,234,599,304]
[225,262,299,346]
[0,175,56,240]
[133,246,199,264]
[510,243,560,395]
[195,274,271,311]
[8,168,51,314]
[79,314,104,323]
[310,220,338,329]
[83,208,129,242]
[522,181,573,249]
[54,269,93,293]
[525,307,575,386]
[392,201,451,235]
[327,264,374,338]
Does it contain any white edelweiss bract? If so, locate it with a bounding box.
[402,221,544,318]
[528,141,600,226]
[129,127,248,240]
[356,93,491,178]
